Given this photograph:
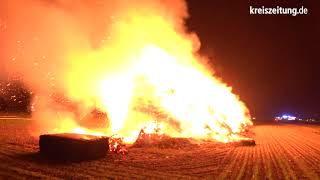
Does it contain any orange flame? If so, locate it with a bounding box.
[52,44,251,143]
[22,2,252,143]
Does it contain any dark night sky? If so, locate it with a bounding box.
[186,0,320,119]
[1,1,319,120]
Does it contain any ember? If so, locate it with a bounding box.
[109,136,128,154]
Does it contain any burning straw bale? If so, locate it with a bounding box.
[240,139,256,146]
[232,139,256,146]
[39,133,109,161]
[132,129,198,149]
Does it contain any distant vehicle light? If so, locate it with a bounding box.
[287,116,296,120]
[275,114,297,121]
[275,117,281,121]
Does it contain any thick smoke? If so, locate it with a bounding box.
[0,0,192,90]
[0,0,201,134]
[0,0,252,143]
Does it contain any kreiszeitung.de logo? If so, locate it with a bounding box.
[249,6,308,16]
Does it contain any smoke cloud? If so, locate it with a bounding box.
[0,0,193,90]
[0,0,252,143]
[0,0,201,133]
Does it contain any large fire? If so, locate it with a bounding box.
[1,0,252,144]
[51,42,252,143]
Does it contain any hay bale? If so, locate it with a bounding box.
[78,108,109,129]
[239,139,256,146]
[39,133,109,161]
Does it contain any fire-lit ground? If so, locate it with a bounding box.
[0,117,320,179]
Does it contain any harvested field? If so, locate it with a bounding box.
[0,117,320,179]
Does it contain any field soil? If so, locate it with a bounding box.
[0,117,320,179]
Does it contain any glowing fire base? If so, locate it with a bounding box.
[39,133,109,161]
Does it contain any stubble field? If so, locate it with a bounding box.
[0,116,320,179]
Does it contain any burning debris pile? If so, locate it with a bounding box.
[1,0,253,151]
[133,128,198,149]
[109,136,128,154]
